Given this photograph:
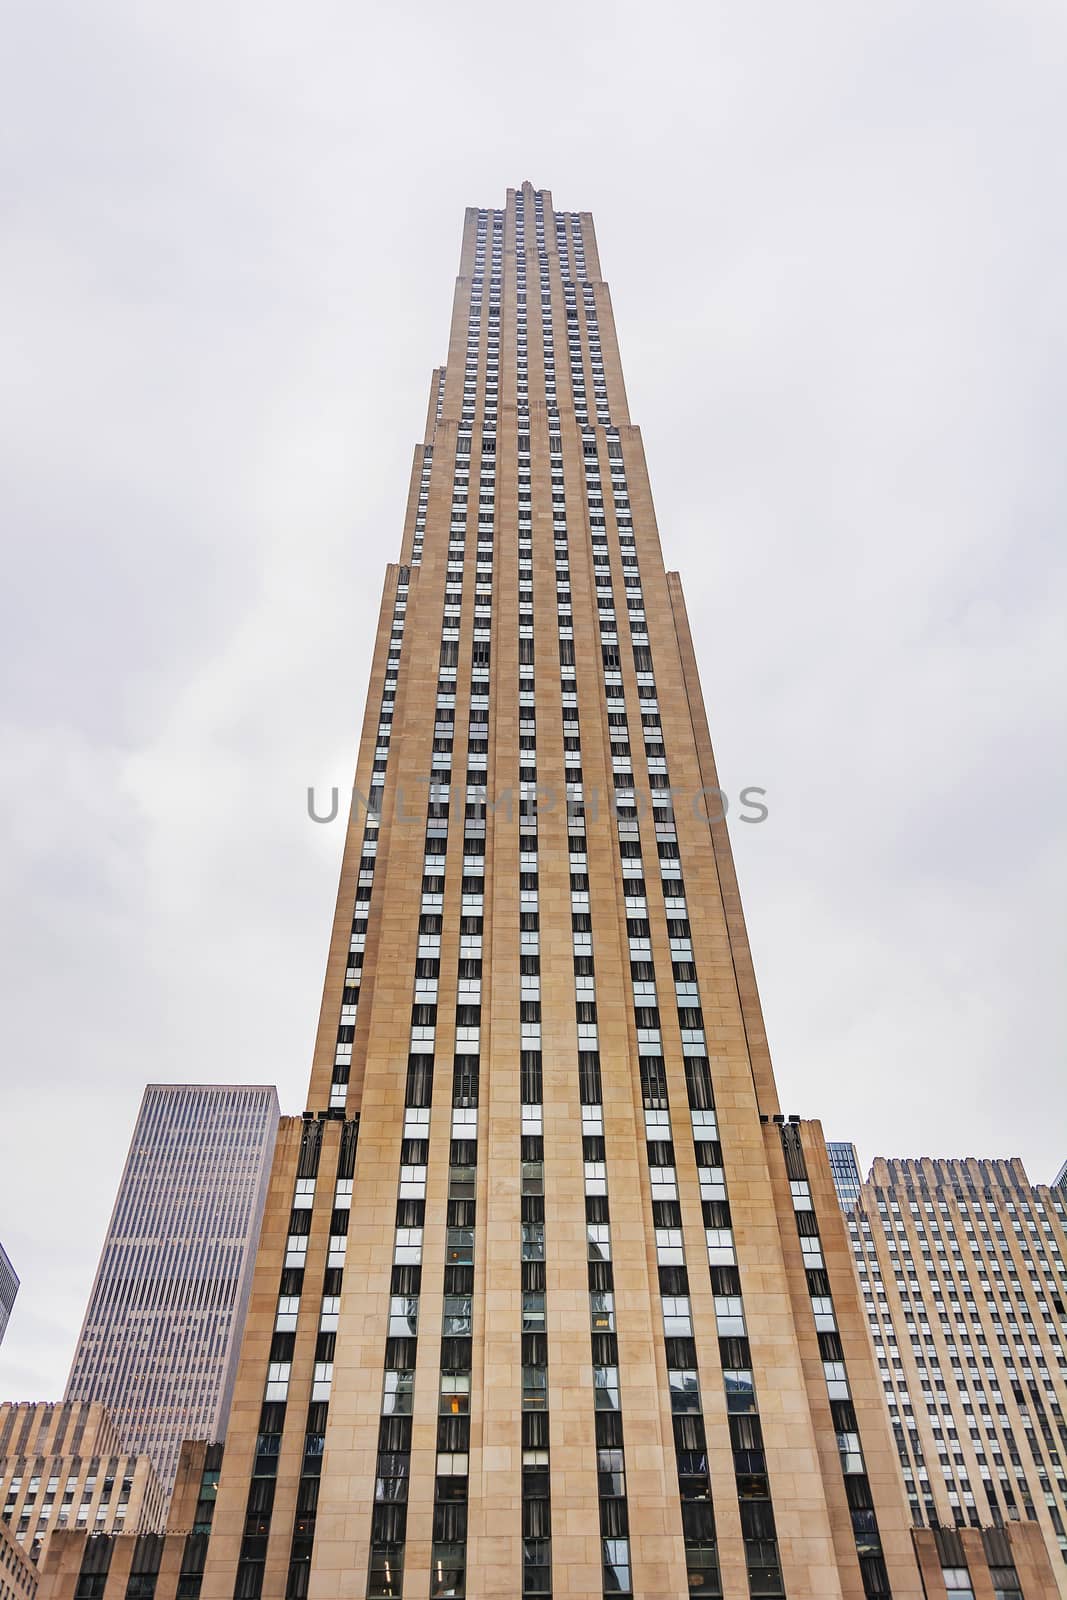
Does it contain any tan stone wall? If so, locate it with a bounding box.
[0,1402,164,1568]
[912,1523,1061,1599]
[35,1530,193,1600]
[0,1516,37,1600]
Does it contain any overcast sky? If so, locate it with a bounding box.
[2,0,1065,1401]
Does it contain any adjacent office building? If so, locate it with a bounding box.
[0,1402,164,1567]
[0,1246,18,1350]
[29,188,1062,1600]
[1053,1164,1067,1198]
[64,1085,279,1497]
[842,1155,1067,1591]
[34,1440,223,1600]
[829,1143,866,1211]
[0,1512,38,1600]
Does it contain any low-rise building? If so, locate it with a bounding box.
[0,1403,164,1569]
[0,1516,37,1600]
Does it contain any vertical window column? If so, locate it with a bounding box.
[581,443,721,1597]
[370,438,475,1594]
[412,450,432,566]
[428,400,496,1600]
[515,440,550,1594]
[550,458,633,1599]
[334,567,410,1109]
[286,1119,359,1599]
[237,1123,326,1600]
[585,432,783,1597]
[779,1126,890,1598]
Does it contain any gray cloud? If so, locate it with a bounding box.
[2,0,1065,1398]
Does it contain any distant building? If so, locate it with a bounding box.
[1053,1160,1067,1195]
[0,1512,38,1600]
[0,1401,163,1568]
[847,1155,1067,1583]
[827,1140,864,1210]
[64,1085,278,1497]
[0,1244,18,1348]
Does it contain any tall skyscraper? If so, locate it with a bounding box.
[0,1243,18,1348]
[844,1156,1067,1590]
[65,1085,279,1498]
[193,183,929,1600]
[1052,1163,1067,1197]
[28,187,1062,1600]
[829,1143,865,1211]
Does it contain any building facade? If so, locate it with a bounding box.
[27,187,1063,1600]
[196,183,922,1600]
[0,1245,18,1349]
[32,1491,1057,1600]
[844,1156,1067,1592]
[65,1085,279,1497]
[190,184,1060,1600]
[32,1441,221,1600]
[0,1402,164,1567]
[0,1514,38,1600]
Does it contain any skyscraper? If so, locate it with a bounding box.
[0,1243,18,1348]
[192,184,929,1600]
[31,187,1061,1600]
[844,1156,1067,1589]
[65,1085,279,1497]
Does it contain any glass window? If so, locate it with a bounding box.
[522,1367,548,1410]
[521,1162,544,1195]
[662,1297,691,1336]
[439,1375,470,1416]
[587,1224,611,1262]
[430,1543,465,1599]
[590,1291,615,1331]
[522,1292,546,1332]
[443,1295,472,1336]
[382,1371,414,1415]
[448,1167,476,1201]
[594,1367,620,1411]
[522,1224,545,1262]
[942,1571,974,1598]
[388,1297,419,1338]
[603,1537,632,1594]
[368,1550,403,1599]
[447,1227,475,1266]
[669,1370,701,1413]
[724,1370,756,1413]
